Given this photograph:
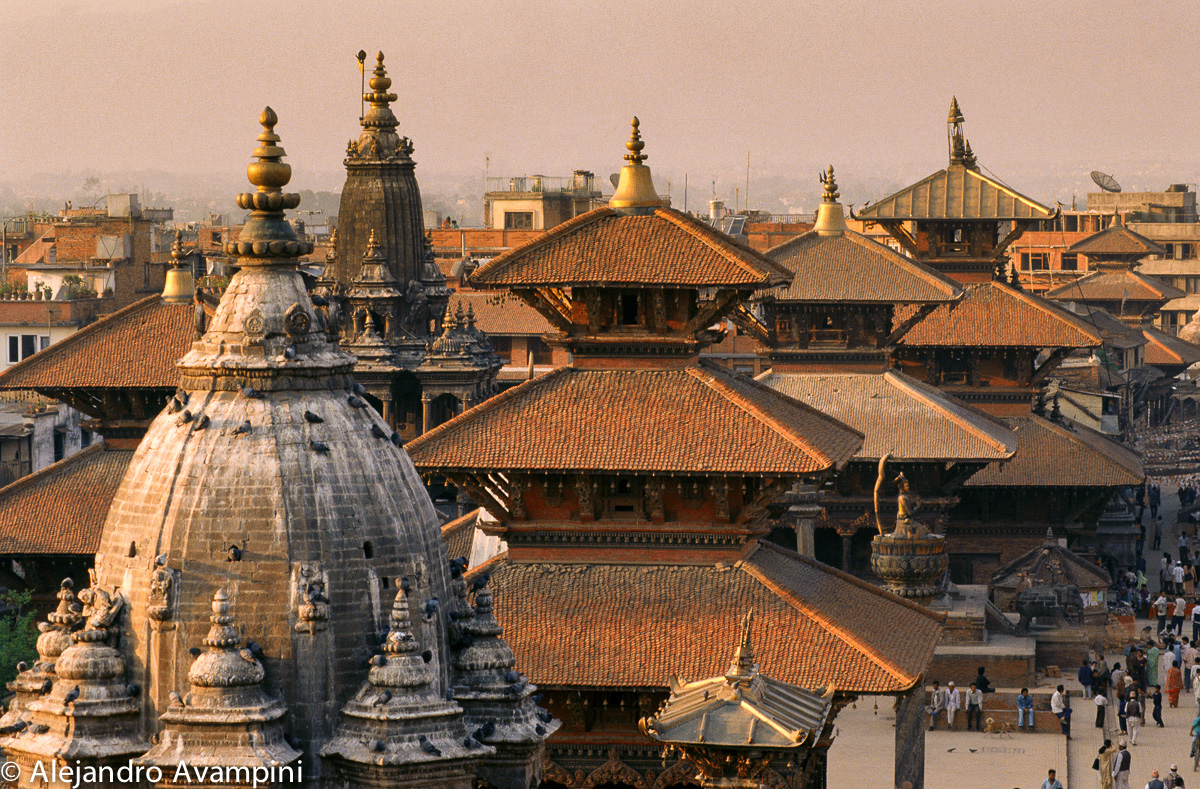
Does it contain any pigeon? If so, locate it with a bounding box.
[535,724,546,736]
[537,710,553,724]
[504,670,521,683]
[227,545,243,562]
[947,748,956,753]
[40,679,52,694]
[246,642,264,658]
[504,683,524,697]
[353,382,367,396]
[371,424,387,439]
[369,739,385,753]
[463,737,479,749]
[63,685,80,704]
[373,690,392,706]
[310,294,328,307]
[169,691,185,707]
[232,420,252,436]
[470,574,490,592]
[348,395,366,409]
[31,723,48,734]
[368,654,386,668]
[303,410,324,424]
[127,683,141,698]
[418,736,441,757]
[284,346,296,360]
[968,748,977,753]
[176,410,193,425]
[241,386,262,399]
[422,598,439,619]
[0,720,27,735]
[192,414,210,431]
[390,432,404,448]
[166,398,182,414]
[531,693,543,704]
[174,388,189,405]
[421,650,433,663]
[400,577,410,592]
[310,440,330,454]
[15,661,27,673]
[189,647,202,657]
[473,722,495,740]
[238,647,257,663]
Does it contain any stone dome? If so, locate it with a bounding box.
[91,108,452,781]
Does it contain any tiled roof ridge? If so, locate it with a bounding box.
[690,360,862,469]
[1128,271,1184,299]
[1143,326,1200,365]
[1068,224,1168,257]
[0,294,168,390]
[741,543,929,689]
[469,208,617,284]
[651,208,793,284]
[1000,283,1104,345]
[842,232,962,297]
[1030,415,1143,478]
[880,371,1015,456]
[406,366,574,457]
[0,442,107,499]
[1045,270,1183,301]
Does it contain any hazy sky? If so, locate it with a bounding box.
[4,0,1199,206]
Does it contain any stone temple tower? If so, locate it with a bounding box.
[0,108,551,789]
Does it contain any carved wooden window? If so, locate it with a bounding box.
[607,478,641,519]
[619,292,641,326]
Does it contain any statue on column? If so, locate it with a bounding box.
[874,454,931,540]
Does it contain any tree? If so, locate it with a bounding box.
[0,589,39,690]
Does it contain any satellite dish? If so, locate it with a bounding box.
[609,173,621,189]
[1090,171,1122,193]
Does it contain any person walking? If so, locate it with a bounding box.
[1081,659,1096,699]
[1154,515,1163,550]
[1052,685,1066,723]
[1185,638,1198,692]
[1149,644,1161,689]
[1151,684,1164,727]
[1158,595,1172,633]
[1151,483,1161,520]
[1112,741,1132,789]
[1165,765,1184,787]
[1177,597,1190,635]
[1018,687,1035,730]
[1096,690,1109,729]
[1124,691,1142,745]
[1191,602,1200,644]
[1097,739,1115,789]
[1148,769,1168,789]
[1169,660,1185,707]
[1040,768,1064,789]
[965,682,983,731]
[944,681,961,728]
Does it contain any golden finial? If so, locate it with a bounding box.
[369,52,391,93]
[948,96,964,125]
[962,139,977,170]
[624,117,647,165]
[162,229,195,303]
[820,165,839,203]
[171,229,185,260]
[229,108,312,263]
[246,107,292,193]
[726,609,757,681]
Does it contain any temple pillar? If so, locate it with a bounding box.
[421,394,432,435]
[381,398,394,428]
[841,533,853,572]
[895,683,926,789]
[787,486,821,559]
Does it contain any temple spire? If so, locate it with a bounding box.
[813,166,849,236]
[726,609,757,682]
[609,117,664,212]
[228,108,308,266]
[948,97,966,165]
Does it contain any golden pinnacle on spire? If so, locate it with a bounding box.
[162,229,195,303]
[813,165,849,236]
[610,116,664,211]
[820,165,839,203]
[369,52,391,92]
[726,609,757,682]
[948,96,964,125]
[624,117,647,165]
[947,97,967,166]
[229,109,312,263]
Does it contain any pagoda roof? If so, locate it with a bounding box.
[990,535,1111,590]
[1068,224,1168,258]
[855,164,1055,222]
[1143,326,1200,369]
[0,295,194,391]
[964,415,1143,488]
[451,291,555,336]
[765,230,962,303]
[441,507,480,562]
[1065,307,1148,349]
[756,370,1015,462]
[0,444,132,556]
[1043,269,1183,303]
[406,360,863,476]
[469,539,943,694]
[895,282,1102,348]
[469,206,793,289]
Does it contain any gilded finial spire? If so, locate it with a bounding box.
[947,97,967,166]
[962,139,978,170]
[726,609,757,682]
[624,117,647,165]
[820,166,839,203]
[228,109,312,264]
[610,116,663,211]
[162,229,195,303]
[948,96,964,125]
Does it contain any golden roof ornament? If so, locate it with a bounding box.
[609,116,665,212]
[350,51,405,161]
[947,96,965,125]
[725,609,757,682]
[947,97,967,166]
[813,165,849,236]
[162,229,195,303]
[962,139,978,171]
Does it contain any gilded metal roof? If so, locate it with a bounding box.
[856,165,1055,221]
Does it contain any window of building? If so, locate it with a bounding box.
[490,336,512,363]
[528,337,553,366]
[7,334,48,365]
[1021,252,1049,271]
[53,431,65,463]
[503,212,533,230]
[1060,253,1078,271]
[80,429,92,449]
[619,292,640,326]
[143,261,151,287]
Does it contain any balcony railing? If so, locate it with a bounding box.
[486,175,597,194]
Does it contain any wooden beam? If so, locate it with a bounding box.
[879,221,920,259]
[516,288,574,334]
[1032,347,1071,382]
[884,303,939,346]
[734,478,791,525]
[727,302,770,344]
[992,219,1034,262]
[682,290,742,336]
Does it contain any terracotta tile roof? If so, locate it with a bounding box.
[964,416,1143,488]
[407,360,863,475]
[441,508,480,561]
[1043,270,1183,302]
[0,445,132,556]
[450,291,554,336]
[856,165,1055,221]
[1066,307,1147,349]
[1143,326,1200,368]
[895,283,1102,348]
[474,540,942,693]
[470,207,793,288]
[0,295,194,390]
[765,230,961,303]
[757,370,1015,462]
[1068,225,1167,258]
[991,538,1111,589]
